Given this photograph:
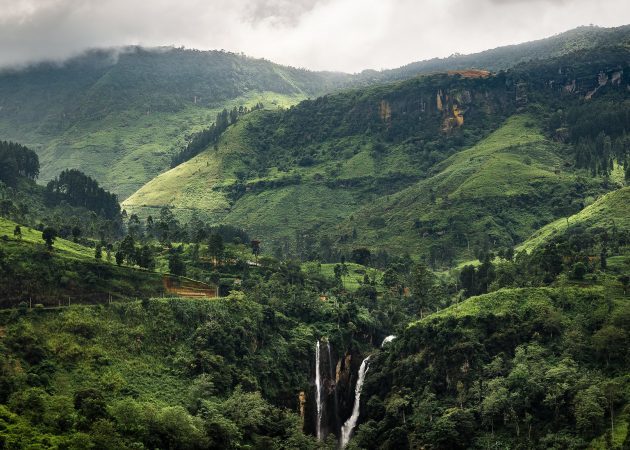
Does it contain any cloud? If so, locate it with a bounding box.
[244,0,330,25]
[0,0,628,72]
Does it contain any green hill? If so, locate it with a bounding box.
[369,24,630,82]
[359,285,629,449]
[122,67,518,256]
[124,44,630,262]
[518,187,630,254]
[0,217,163,306]
[2,25,629,200]
[0,48,351,198]
[341,115,605,265]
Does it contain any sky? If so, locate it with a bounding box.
[1,0,629,73]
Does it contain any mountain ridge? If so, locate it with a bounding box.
[1,25,629,199]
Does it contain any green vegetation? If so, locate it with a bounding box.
[343,114,606,265]
[360,285,629,449]
[124,65,517,257]
[1,25,630,450]
[124,45,629,265]
[0,255,416,448]
[4,25,628,200]
[519,187,630,253]
[0,217,163,305]
[0,47,347,198]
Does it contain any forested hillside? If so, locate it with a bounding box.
[0,47,351,197]
[1,25,628,199]
[367,24,630,82]
[124,45,630,264]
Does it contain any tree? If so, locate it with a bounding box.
[13,225,21,240]
[459,265,476,297]
[618,275,629,295]
[574,385,606,439]
[127,214,143,239]
[382,267,401,294]
[351,247,372,266]
[168,249,186,276]
[408,263,435,318]
[119,235,136,265]
[115,251,124,266]
[208,233,224,266]
[42,227,57,250]
[45,169,120,219]
[571,262,587,280]
[251,240,261,263]
[334,262,349,288]
[0,199,15,217]
[592,325,627,366]
[71,226,82,243]
[94,245,102,260]
[137,245,156,270]
[0,140,39,185]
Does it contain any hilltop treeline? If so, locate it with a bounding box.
[0,141,39,186]
[45,169,121,220]
[170,104,263,168]
[547,96,630,178]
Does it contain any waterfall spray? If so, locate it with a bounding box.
[340,356,370,448]
[381,335,396,347]
[315,340,323,440]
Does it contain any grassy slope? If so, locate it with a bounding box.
[29,92,304,199]
[123,67,514,249]
[0,217,97,261]
[121,119,249,218]
[518,186,630,253]
[0,217,164,305]
[125,114,600,261]
[0,47,342,198]
[122,112,423,245]
[340,115,600,261]
[302,262,383,291]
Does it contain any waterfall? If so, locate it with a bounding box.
[381,335,396,347]
[340,356,370,448]
[315,340,323,440]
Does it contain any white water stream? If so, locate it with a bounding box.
[339,356,370,448]
[381,335,396,347]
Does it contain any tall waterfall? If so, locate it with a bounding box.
[340,356,370,448]
[315,340,323,440]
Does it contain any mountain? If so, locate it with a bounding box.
[0,47,352,198]
[124,45,630,264]
[363,24,630,82]
[1,25,629,200]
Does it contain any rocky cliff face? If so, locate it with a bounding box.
[303,342,365,441]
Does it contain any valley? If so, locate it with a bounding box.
[0,23,629,450]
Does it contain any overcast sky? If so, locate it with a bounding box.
[1,0,629,72]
